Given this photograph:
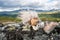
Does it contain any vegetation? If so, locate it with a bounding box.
[0,10,60,22]
[38,11,60,22]
[0,16,22,22]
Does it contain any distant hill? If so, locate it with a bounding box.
[0,9,60,18]
[38,10,60,17]
[38,11,60,21]
[0,10,19,17]
[0,9,60,22]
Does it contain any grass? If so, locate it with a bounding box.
[38,11,60,22]
[39,17,60,22]
[0,16,22,22]
[0,11,60,22]
[0,16,60,23]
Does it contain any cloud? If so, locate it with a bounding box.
[0,0,60,11]
[41,0,59,10]
[20,0,49,6]
[0,7,20,12]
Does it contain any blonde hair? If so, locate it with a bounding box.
[17,10,39,24]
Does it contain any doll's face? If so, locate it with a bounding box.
[30,18,39,26]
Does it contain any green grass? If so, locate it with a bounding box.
[0,11,60,22]
[38,12,60,22]
[0,16,22,22]
[39,17,60,22]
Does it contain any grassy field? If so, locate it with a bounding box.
[38,11,60,22]
[0,10,60,22]
[0,16,22,22]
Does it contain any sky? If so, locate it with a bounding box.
[0,0,60,12]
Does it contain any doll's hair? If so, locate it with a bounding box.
[17,10,39,24]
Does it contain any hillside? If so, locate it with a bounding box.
[0,10,60,22]
[38,11,60,21]
[0,11,21,22]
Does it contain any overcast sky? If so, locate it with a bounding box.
[0,0,60,11]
